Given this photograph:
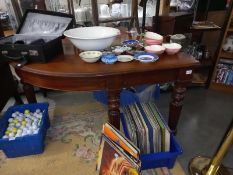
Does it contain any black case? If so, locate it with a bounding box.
[0,9,74,63]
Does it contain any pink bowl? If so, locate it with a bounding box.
[166,48,180,55]
[163,43,182,55]
[145,32,163,41]
[145,45,165,54]
[144,39,163,45]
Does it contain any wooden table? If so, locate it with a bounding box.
[13,37,199,132]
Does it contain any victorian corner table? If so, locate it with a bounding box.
[12,34,199,132]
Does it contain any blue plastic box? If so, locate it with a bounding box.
[93,85,160,107]
[120,113,182,170]
[0,103,50,158]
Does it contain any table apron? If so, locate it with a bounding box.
[16,68,186,91]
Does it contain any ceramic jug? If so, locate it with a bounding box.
[222,35,233,52]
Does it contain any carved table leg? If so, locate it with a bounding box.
[23,83,37,103]
[169,85,186,133]
[108,89,121,130]
[14,93,23,105]
[169,69,193,132]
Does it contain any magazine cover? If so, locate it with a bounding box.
[98,135,140,175]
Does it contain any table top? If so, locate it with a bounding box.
[14,32,199,78]
[18,52,198,77]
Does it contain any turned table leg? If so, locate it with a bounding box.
[168,69,193,132]
[14,93,23,105]
[23,83,37,103]
[108,89,121,130]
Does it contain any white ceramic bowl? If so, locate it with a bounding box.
[79,51,102,63]
[145,45,165,54]
[117,55,134,62]
[145,32,163,41]
[64,26,120,51]
[163,43,182,55]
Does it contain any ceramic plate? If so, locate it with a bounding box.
[117,55,134,62]
[122,40,140,47]
[134,52,159,63]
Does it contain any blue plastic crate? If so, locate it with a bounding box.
[93,89,139,106]
[0,103,50,158]
[120,113,182,170]
[93,85,160,107]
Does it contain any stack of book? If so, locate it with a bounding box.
[97,123,141,175]
[215,61,233,85]
[122,102,170,154]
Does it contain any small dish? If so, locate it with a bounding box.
[145,45,165,54]
[101,54,118,64]
[79,51,102,63]
[112,45,132,55]
[117,55,134,62]
[122,40,140,47]
[134,52,159,63]
[163,43,182,55]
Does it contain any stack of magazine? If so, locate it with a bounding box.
[97,123,141,175]
[122,102,171,154]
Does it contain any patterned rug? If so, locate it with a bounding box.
[0,101,186,175]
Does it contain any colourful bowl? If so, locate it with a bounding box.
[122,40,140,47]
[101,54,118,64]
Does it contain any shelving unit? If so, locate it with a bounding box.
[220,50,233,60]
[91,0,140,33]
[210,0,233,93]
[188,0,223,87]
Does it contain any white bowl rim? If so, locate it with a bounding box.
[145,32,163,40]
[64,26,120,40]
[145,45,165,51]
[117,55,134,62]
[163,43,182,49]
[79,51,102,59]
